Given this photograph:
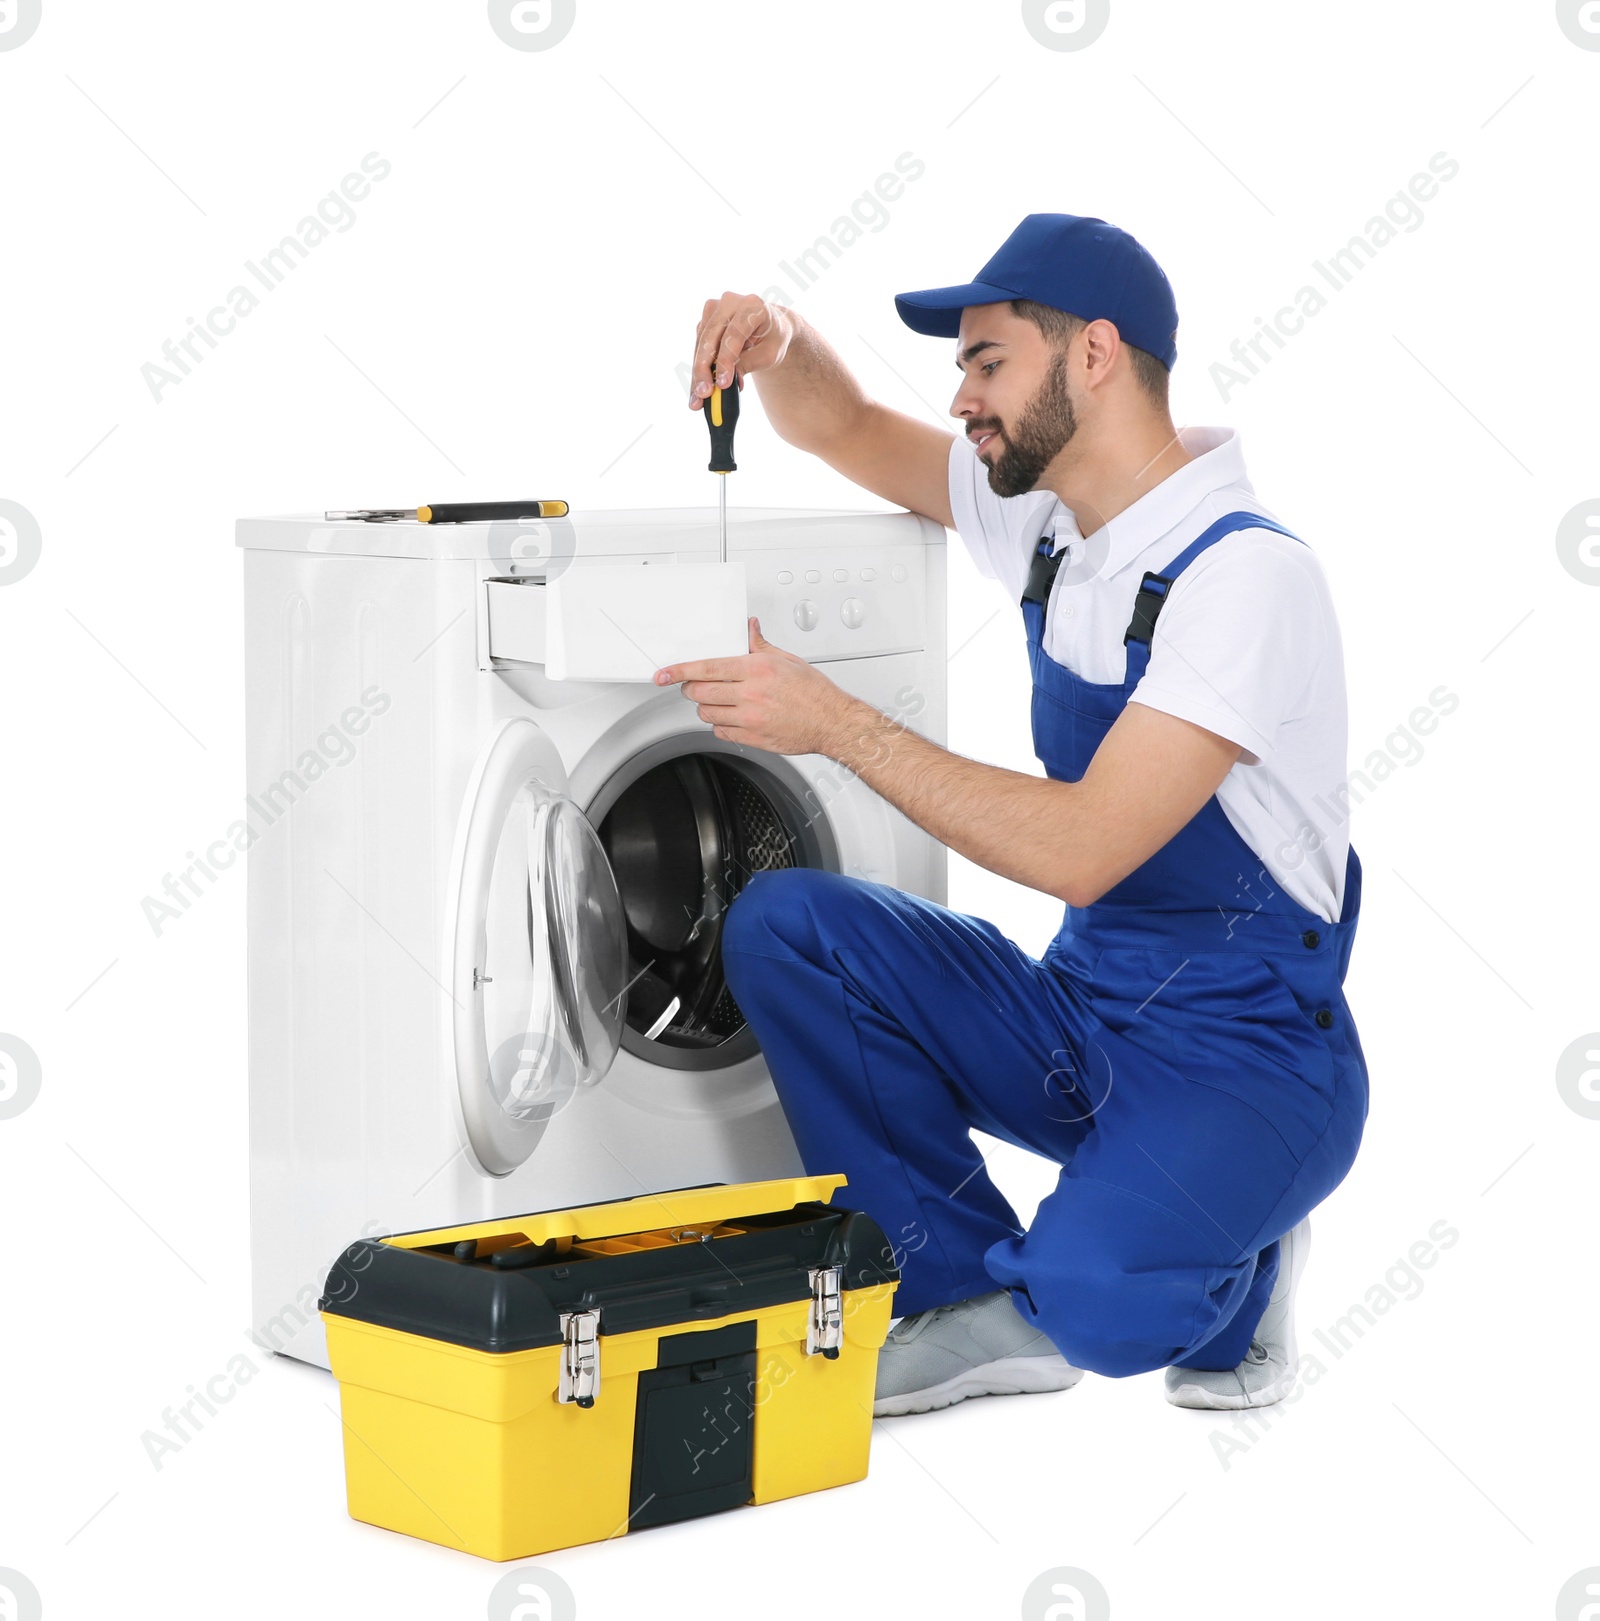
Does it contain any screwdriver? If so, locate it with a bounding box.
[324,500,569,523]
[702,373,739,562]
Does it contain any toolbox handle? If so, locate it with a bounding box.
[384,1173,848,1252]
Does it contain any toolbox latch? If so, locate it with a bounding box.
[806,1265,843,1359]
[557,1309,601,1407]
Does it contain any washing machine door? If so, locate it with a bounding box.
[450,718,629,1177]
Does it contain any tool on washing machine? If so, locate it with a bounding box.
[702,373,739,562]
[324,500,570,523]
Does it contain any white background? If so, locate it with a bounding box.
[2,2,1596,1617]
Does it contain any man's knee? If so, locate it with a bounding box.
[990,1194,1220,1378]
[722,866,845,962]
[1026,1273,1177,1379]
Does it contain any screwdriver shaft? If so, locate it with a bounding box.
[704,377,738,565]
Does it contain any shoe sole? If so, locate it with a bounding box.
[873,1355,1085,1418]
[1164,1360,1298,1410]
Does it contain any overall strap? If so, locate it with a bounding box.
[1020,533,1065,609]
[1123,512,1303,648]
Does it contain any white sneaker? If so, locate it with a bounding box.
[872,1289,1085,1418]
[1164,1217,1311,1411]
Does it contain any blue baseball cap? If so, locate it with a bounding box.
[894,213,1179,368]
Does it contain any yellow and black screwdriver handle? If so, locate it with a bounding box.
[702,373,740,473]
[416,500,568,523]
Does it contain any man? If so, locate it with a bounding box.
[654,213,1368,1418]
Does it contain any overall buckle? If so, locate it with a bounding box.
[1020,539,1065,608]
[1123,570,1172,646]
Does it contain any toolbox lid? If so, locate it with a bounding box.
[391,1174,846,1249]
[319,1176,899,1354]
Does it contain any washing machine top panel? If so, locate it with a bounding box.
[235,506,946,560]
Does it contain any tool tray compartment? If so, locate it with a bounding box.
[319,1175,899,1561]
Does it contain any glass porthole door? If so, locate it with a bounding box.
[450,719,628,1176]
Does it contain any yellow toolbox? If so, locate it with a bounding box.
[319,1174,900,1560]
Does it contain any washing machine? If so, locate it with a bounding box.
[236,505,947,1367]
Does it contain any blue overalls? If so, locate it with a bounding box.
[720,512,1369,1377]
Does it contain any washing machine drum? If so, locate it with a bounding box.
[599,754,799,1055]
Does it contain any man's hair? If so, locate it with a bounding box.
[1008,298,1170,407]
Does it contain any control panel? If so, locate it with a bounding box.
[743,544,927,660]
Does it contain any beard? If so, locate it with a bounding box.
[977,350,1078,498]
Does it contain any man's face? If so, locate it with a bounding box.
[950,303,1079,498]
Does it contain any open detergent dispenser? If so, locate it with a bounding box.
[320,1175,900,1560]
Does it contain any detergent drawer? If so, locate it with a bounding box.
[486,562,748,679]
[485,578,548,664]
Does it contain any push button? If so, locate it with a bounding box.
[1314,1009,1334,1029]
[1301,930,1320,949]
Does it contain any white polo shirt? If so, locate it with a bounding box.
[947,425,1349,924]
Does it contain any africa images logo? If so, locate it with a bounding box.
[488,0,576,51]
[487,1565,577,1621]
[0,500,42,586]
[1556,1034,1600,1120]
[0,0,43,50]
[0,1569,43,1621]
[0,1035,43,1121]
[1021,0,1110,51]
[1556,0,1600,49]
[1021,1566,1111,1621]
[1556,500,1600,585]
